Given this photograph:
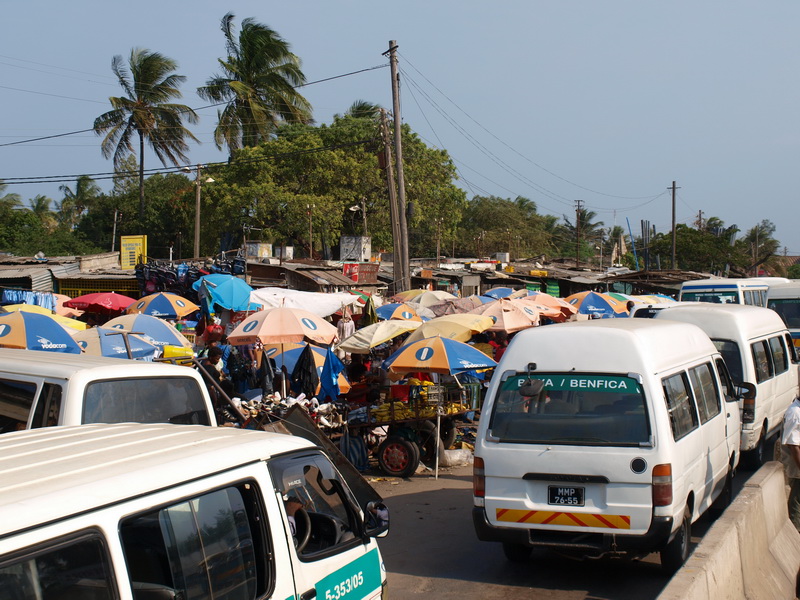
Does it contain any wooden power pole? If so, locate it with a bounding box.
[387,40,410,291]
[670,181,680,269]
[380,109,404,294]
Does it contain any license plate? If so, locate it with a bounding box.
[548,485,585,506]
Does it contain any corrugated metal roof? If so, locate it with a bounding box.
[0,267,54,291]
[297,268,360,287]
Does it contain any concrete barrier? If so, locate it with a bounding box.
[658,462,800,600]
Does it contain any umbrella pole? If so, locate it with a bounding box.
[280,343,287,398]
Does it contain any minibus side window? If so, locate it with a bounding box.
[743,290,754,306]
[714,358,737,402]
[712,339,744,384]
[120,482,270,600]
[688,363,721,424]
[751,340,773,383]
[269,452,360,559]
[0,532,115,598]
[785,333,800,363]
[768,336,788,375]
[30,383,62,429]
[0,378,37,433]
[662,372,699,441]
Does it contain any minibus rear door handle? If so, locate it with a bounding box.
[300,589,317,600]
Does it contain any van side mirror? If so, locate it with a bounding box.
[736,382,756,401]
[364,501,389,538]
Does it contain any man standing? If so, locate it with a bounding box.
[781,396,800,531]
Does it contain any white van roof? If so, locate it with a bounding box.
[0,424,315,537]
[501,319,717,376]
[766,281,800,298]
[0,348,193,379]
[653,303,787,339]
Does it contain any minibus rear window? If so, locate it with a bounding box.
[488,374,650,446]
[83,377,210,425]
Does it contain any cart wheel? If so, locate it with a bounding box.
[414,421,440,464]
[377,435,420,478]
[440,418,457,450]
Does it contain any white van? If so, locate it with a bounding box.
[653,303,799,466]
[473,319,741,572]
[0,423,389,599]
[0,349,218,433]
[766,281,800,348]
[678,277,778,306]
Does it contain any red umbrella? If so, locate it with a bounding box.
[64,292,136,313]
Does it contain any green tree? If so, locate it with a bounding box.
[460,196,553,259]
[742,219,783,276]
[198,13,312,155]
[27,195,57,232]
[0,181,22,209]
[561,208,605,264]
[94,48,198,219]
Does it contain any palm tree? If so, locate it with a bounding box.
[198,13,312,155]
[0,181,22,210]
[342,100,381,120]
[27,195,57,232]
[94,48,198,219]
[57,175,101,230]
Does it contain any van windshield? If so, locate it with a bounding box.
[488,373,650,446]
[83,377,210,425]
[768,298,800,329]
[681,291,739,304]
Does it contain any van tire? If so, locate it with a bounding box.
[743,430,767,469]
[660,507,691,573]
[377,436,420,478]
[502,542,532,563]
[709,470,733,519]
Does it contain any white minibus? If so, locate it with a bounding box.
[678,277,776,306]
[767,281,800,348]
[473,319,741,572]
[0,423,389,599]
[653,303,798,466]
[0,349,218,433]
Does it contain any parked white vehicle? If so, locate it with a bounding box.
[766,281,800,348]
[0,423,389,599]
[677,277,785,306]
[473,319,741,572]
[0,348,218,433]
[653,303,799,466]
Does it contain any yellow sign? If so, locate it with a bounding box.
[120,235,147,270]
[529,270,548,277]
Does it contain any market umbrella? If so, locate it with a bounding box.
[72,326,158,360]
[53,293,82,318]
[0,304,87,331]
[522,292,578,320]
[504,297,565,322]
[483,287,517,300]
[381,336,497,375]
[126,292,199,319]
[275,343,351,395]
[565,291,629,318]
[0,312,81,353]
[227,306,338,346]
[104,314,193,349]
[392,289,426,302]
[403,313,495,345]
[336,320,421,354]
[249,287,359,317]
[407,290,457,308]
[376,302,426,322]
[427,295,491,317]
[192,274,259,312]
[469,298,540,333]
[63,292,135,313]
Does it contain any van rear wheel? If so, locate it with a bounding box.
[660,507,691,573]
[502,542,532,563]
[743,430,767,469]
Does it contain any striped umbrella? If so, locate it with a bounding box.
[104,314,193,349]
[72,326,158,360]
[126,292,199,319]
[382,336,497,375]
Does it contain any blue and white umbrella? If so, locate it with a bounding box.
[103,314,193,348]
[0,311,81,354]
[72,326,158,360]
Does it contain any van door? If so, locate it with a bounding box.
[687,362,728,512]
[269,451,384,600]
[715,357,743,466]
[766,335,797,438]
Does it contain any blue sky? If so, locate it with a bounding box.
[3,2,800,255]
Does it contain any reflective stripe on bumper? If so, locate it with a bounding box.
[496,508,631,530]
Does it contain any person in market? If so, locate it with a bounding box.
[781,395,800,531]
[336,310,356,363]
[490,331,509,362]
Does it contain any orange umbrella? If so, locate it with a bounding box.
[522,292,578,320]
[510,296,570,322]
[564,291,629,317]
[392,289,426,302]
[228,307,338,346]
[53,293,83,318]
[469,298,540,333]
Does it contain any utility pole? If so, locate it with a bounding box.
[435,218,442,266]
[575,200,583,268]
[379,109,404,293]
[669,181,680,269]
[696,209,704,230]
[387,40,410,291]
[306,204,315,259]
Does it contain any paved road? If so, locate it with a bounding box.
[369,461,746,600]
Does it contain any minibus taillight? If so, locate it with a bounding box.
[473,457,485,498]
[652,463,673,507]
[742,396,755,423]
